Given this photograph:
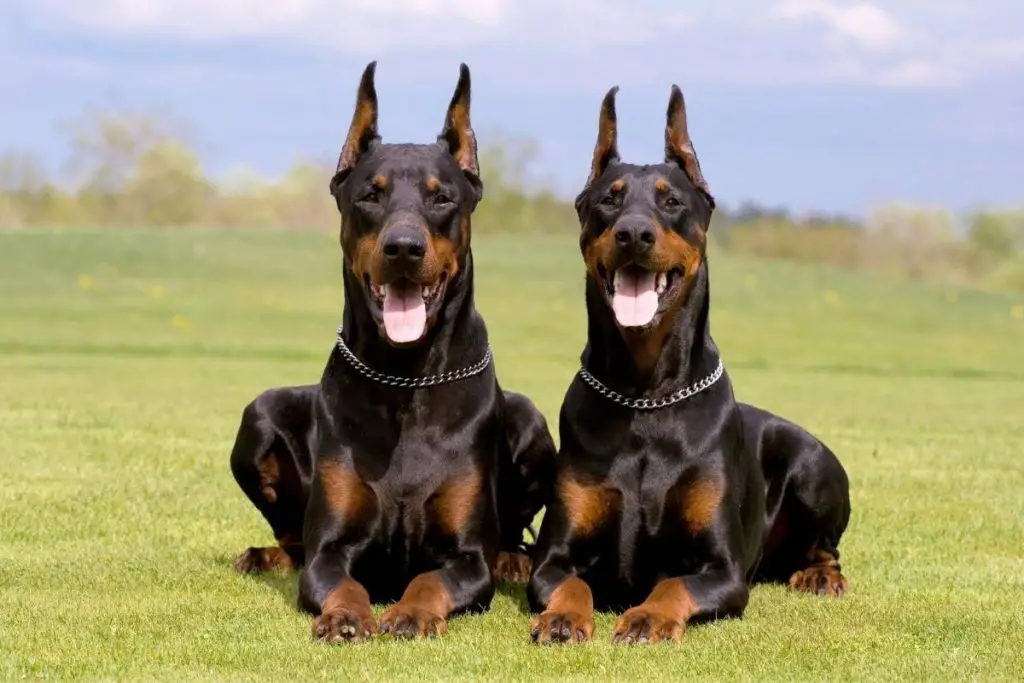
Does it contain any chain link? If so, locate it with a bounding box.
[577,357,724,410]
[335,324,492,388]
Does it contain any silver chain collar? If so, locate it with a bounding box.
[334,324,492,388]
[577,357,725,410]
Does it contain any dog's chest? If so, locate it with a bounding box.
[365,427,490,541]
[608,450,679,537]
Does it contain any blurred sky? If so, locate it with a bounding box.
[1,1,1022,216]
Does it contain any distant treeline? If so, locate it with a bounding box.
[2,107,1022,292]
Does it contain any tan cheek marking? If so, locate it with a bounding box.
[347,233,381,283]
[583,227,616,287]
[650,219,703,293]
[425,234,460,284]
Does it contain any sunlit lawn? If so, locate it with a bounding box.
[1,228,1022,681]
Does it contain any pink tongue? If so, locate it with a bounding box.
[382,281,427,343]
[612,269,658,327]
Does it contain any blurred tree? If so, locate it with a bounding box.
[0,151,46,228]
[60,107,193,226]
[0,151,81,227]
[474,134,575,234]
[968,211,1020,260]
[866,204,960,281]
[0,104,1021,291]
[209,165,276,228]
[272,161,336,230]
[124,141,212,226]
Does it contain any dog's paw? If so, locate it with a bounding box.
[789,565,847,597]
[233,546,295,573]
[530,610,593,645]
[611,608,683,645]
[494,551,532,583]
[311,608,377,644]
[378,605,447,639]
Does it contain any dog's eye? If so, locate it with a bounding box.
[599,194,620,207]
[359,190,381,204]
[433,193,454,206]
[664,196,681,209]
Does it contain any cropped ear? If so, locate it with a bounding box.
[331,61,381,194]
[665,84,713,207]
[438,63,482,201]
[583,86,620,189]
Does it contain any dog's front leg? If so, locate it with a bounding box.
[527,525,596,645]
[298,549,377,644]
[528,571,595,645]
[377,550,494,639]
[296,460,379,644]
[611,562,749,645]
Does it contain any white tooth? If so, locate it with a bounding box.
[422,286,430,298]
[613,269,622,293]
[656,273,667,294]
[380,284,388,298]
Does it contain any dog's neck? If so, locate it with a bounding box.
[581,264,719,395]
[336,249,488,380]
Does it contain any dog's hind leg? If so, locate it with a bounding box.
[230,398,309,573]
[494,391,557,583]
[757,436,851,597]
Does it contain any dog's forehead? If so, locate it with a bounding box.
[602,163,692,195]
[361,143,460,184]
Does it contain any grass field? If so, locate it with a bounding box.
[1,228,1022,682]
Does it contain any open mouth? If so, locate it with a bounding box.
[365,272,449,345]
[599,263,684,328]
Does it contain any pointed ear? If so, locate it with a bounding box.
[665,85,713,207]
[331,61,381,194]
[584,86,620,189]
[438,63,482,199]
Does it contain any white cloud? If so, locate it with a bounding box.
[773,0,905,52]
[16,0,690,53]
[20,0,495,50]
[4,0,1023,91]
[762,0,1024,88]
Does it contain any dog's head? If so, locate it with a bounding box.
[575,85,715,335]
[330,62,483,347]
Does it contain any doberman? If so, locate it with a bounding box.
[229,62,555,643]
[527,85,851,645]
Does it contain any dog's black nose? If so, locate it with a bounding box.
[382,226,427,264]
[613,219,656,252]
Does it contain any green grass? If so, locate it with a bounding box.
[1,228,1022,682]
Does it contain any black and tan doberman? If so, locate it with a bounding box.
[229,62,555,643]
[528,85,851,645]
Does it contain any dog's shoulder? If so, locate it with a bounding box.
[242,384,319,429]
